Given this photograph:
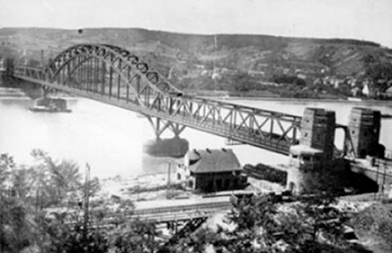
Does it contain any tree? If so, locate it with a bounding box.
[0,153,15,188]
[0,151,109,253]
[0,154,42,253]
[0,196,41,253]
[30,149,82,207]
[230,73,252,92]
[45,220,109,253]
[10,167,35,199]
[111,219,159,253]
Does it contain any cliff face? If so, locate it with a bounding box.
[1,27,392,97]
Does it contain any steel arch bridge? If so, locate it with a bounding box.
[13,44,302,155]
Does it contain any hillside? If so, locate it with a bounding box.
[1,27,392,98]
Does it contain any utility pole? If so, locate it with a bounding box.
[381,160,387,201]
[40,50,44,68]
[83,163,91,238]
[212,34,217,82]
[167,162,171,199]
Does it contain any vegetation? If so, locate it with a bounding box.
[1,150,389,252]
[110,219,159,253]
[163,193,372,253]
[350,203,392,253]
[0,150,156,253]
[2,28,392,99]
[45,223,109,253]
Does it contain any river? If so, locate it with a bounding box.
[1,95,392,178]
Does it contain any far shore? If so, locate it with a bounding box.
[219,96,392,105]
[1,86,392,106]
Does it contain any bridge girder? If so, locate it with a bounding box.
[146,116,186,138]
[13,44,302,155]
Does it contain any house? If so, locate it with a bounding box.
[362,81,371,96]
[176,148,247,192]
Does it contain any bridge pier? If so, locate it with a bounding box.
[42,86,52,97]
[146,116,186,138]
[143,137,189,158]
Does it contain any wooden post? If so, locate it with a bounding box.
[83,163,91,238]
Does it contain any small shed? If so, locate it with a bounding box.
[177,148,247,192]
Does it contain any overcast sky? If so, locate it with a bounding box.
[1,0,392,47]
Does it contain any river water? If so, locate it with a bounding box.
[1,96,392,178]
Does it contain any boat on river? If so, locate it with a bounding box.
[29,97,71,113]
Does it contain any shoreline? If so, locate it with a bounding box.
[2,94,391,107]
[99,172,192,202]
[212,96,392,106]
[1,86,391,106]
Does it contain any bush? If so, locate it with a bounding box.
[47,223,109,253]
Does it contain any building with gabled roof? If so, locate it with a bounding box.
[176,148,247,192]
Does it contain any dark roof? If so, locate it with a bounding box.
[187,148,241,174]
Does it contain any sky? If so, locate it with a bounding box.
[1,0,392,48]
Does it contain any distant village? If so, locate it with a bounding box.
[167,60,392,100]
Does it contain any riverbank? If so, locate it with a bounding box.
[213,96,392,106]
[0,79,75,99]
[98,172,190,202]
[0,87,78,105]
[2,82,392,106]
[0,87,30,98]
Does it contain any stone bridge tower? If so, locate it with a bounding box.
[348,107,382,158]
[287,107,384,194]
[286,108,336,193]
[300,108,336,160]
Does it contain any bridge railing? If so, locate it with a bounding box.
[15,65,46,80]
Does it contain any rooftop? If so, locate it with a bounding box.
[187,148,241,174]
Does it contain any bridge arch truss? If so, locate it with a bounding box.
[13,44,301,155]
